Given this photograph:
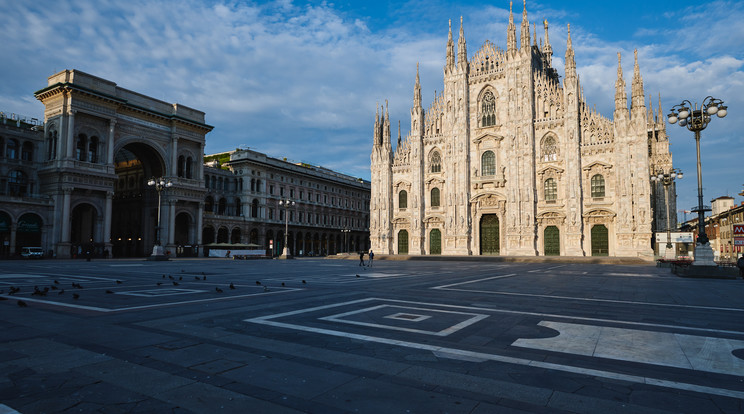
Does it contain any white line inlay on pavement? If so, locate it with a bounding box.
[512,321,744,377]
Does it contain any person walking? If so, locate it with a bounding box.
[359,251,365,267]
[368,250,374,267]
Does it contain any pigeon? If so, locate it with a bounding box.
[179,276,182,281]
[116,280,122,284]
[17,300,27,307]
[51,285,58,290]
[202,275,207,281]
[172,281,179,286]
[106,290,114,294]
[255,281,261,285]
[58,289,65,295]
[168,275,174,280]
[54,280,60,285]
[162,274,166,279]
[73,293,80,300]
[194,276,200,281]
[157,282,163,286]
[302,280,306,284]
[263,286,269,292]
[215,287,223,293]
[356,274,360,278]
[281,282,285,287]
[229,283,236,290]
[8,286,20,295]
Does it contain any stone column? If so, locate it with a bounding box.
[171,135,179,177]
[107,119,116,164]
[9,224,17,255]
[66,109,76,159]
[104,191,113,257]
[196,202,204,255]
[57,187,73,258]
[167,200,176,246]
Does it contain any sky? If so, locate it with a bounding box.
[1,0,742,223]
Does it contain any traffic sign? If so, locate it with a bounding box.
[734,224,744,234]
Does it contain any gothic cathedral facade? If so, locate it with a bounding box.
[370,3,675,258]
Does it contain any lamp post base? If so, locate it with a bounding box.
[662,245,676,260]
[278,247,293,260]
[148,245,169,261]
[692,242,716,266]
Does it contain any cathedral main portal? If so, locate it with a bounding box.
[480,215,500,255]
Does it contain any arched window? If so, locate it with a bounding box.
[218,198,227,215]
[205,196,214,213]
[46,130,58,160]
[211,176,216,189]
[542,136,557,162]
[87,137,98,163]
[205,174,210,188]
[75,134,86,161]
[251,178,256,192]
[251,199,259,218]
[481,151,495,176]
[21,141,34,161]
[398,190,408,209]
[177,156,185,177]
[8,170,27,196]
[430,151,442,173]
[431,187,440,207]
[544,178,557,202]
[235,198,241,216]
[481,91,496,127]
[591,174,605,198]
[6,139,18,159]
[256,179,262,192]
[186,157,193,178]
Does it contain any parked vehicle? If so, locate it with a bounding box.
[20,247,44,259]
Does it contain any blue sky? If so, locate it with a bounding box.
[1,0,742,222]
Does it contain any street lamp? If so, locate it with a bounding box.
[147,176,172,258]
[341,228,351,253]
[651,168,683,258]
[278,198,295,259]
[667,96,727,266]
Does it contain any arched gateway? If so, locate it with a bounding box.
[35,70,212,258]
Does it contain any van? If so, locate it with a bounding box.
[20,247,44,259]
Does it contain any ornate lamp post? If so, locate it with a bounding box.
[651,168,683,258]
[147,177,172,258]
[667,96,727,265]
[278,198,295,259]
[341,228,351,253]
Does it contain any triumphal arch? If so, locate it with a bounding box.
[35,70,212,258]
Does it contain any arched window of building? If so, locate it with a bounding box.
[211,176,216,189]
[235,198,241,216]
[205,196,214,213]
[542,136,557,162]
[6,138,18,159]
[46,130,58,160]
[218,198,227,215]
[21,141,34,161]
[399,190,408,209]
[177,155,185,177]
[8,170,27,196]
[75,134,86,161]
[87,137,98,163]
[430,151,442,173]
[256,179,261,193]
[544,178,557,202]
[251,199,259,218]
[205,174,210,188]
[481,91,496,127]
[481,151,495,176]
[591,174,605,198]
[186,157,193,178]
[431,187,440,207]
[251,178,256,192]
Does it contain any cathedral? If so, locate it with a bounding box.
[370,2,676,257]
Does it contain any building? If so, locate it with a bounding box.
[203,149,371,257]
[682,196,744,262]
[370,3,675,257]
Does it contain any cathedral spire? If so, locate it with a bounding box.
[373,102,381,147]
[383,99,391,147]
[631,49,645,111]
[658,93,666,133]
[564,24,576,82]
[457,16,467,69]
[397,120,401,148]
[614,52,629,118]
[542,19,553,65]
[520,0,530,52]
[533,23,537,47]
[446,20,455,71]
[414,62,422,109]
[507,2,517,55]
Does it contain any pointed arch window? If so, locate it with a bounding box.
[481,151,495,176]
[430,151,442,173]
[431,187,440,207]
[542,136,557,162]
[398,190,408,210]
[481,91,496,127]
[544,178,557,202]
[591,174,605,198]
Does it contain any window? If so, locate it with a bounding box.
[481,151,495,176]
[399,190,408,209]
[280,187,285,196]
[431,188,440,207]
[177,156,185,177]
[6,138,18,159]
[186,157,193,178]
[542,136,557,162]
[270,185,274,195]
[21,142,33,161]
[205,175,210,188]
[591,174,605,198]
[430,151,442,173]
[251,179,256,192]
[481,91,496,127]
[75,134,86,161]
[544,178,557,202]
[8,170,27,196]
[251,199,259,218]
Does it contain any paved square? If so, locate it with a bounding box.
[1,258,743,413]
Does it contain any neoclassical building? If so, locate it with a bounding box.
[370,3,676,257]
